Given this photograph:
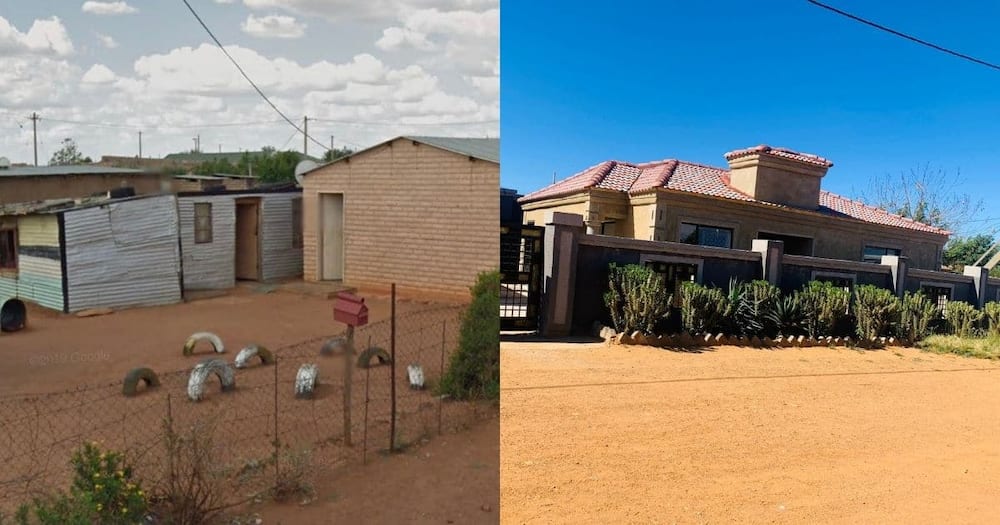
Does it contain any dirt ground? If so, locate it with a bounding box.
[0,284,440,396]
[501,340,1000,524]
[255,416,499,524]
[0,284,498,522]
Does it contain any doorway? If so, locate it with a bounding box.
[320,193,344,280]
[235,199,261,280]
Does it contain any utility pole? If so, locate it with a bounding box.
[330,135,334,151]
[30,112,39,166]
[303,116,308,156]
[138,131,142,159]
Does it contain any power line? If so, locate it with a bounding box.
[180,0,331,152]
[807,0,1000,71]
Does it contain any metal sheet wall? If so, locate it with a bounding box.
[260,193,303,282]
[0,215,64,311]
[63,195,182,312]
[177,195,236,290]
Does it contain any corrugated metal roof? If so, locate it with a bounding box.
[0,165,143,177]
[405,136,499,163]
[0,193,168,216]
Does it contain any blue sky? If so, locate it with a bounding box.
[0,1,497,162]
[501,1,1000,237]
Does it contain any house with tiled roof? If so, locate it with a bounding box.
[519,145,949,270]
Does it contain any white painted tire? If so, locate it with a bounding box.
[295,364,319,399]
[187,358,236,401]
[183,332,224,356]
[234,344,274,369]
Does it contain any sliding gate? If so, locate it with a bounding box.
[500,224,543,331]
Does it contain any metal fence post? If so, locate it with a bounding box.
[363,361,370,465]
[390,283,397,452]
[273,356,279,486]
[439,319,446,435]
[343,325,355,447]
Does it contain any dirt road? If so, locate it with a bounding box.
[501,341,1000,524]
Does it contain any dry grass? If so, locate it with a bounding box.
[919,334,1000,360]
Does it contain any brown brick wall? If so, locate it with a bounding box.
[301,138,499,300]
[0,173,167,204]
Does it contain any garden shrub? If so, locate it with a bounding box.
[853,285,901,340]
[728,279,781,337]
[439,270,500,400]
[797,281,851,339]
[768,295,804,336]
[984,301,1000,337]
[16,442,146,525]
[678,282,727,334]
[945,301,983,338]
[603,263,671,335]
[897,291,937,343]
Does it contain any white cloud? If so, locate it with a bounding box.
[376,27,434,51]
[96,33,118,49]
[0,16,74,56]
[81,1,138,15]
[82,63,116,84]
[241,14,306,39]
[465,74,497,98]
[242,0,497,21]
[215,0,236,3]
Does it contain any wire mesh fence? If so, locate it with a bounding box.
[0,297,493,515]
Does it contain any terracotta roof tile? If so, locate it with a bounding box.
[519,153,947,236]
[724,144,834,168]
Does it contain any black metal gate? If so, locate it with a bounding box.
[500,224,543,331]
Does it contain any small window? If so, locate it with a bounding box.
[0,229,16,270]
[921,285,951,311]
[600,221,616,236]
[645,260,698,306]
[679,222,733,249]
[291,198,303,249]
[815,275,853,292]
[194,203,213,244]
[863,245,901,264]
[757,232,814,256]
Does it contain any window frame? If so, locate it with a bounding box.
[919,281,954,312]
[862,245,902,264]
[194,202,213,244]
[639,253,702,308]
[756,230,816,256]
[810,270,856,292]
[678,222,734,249]
[0,228,17,272]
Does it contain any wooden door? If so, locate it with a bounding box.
[235,201,260,280]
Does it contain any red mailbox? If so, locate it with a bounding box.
[333,292,368,326]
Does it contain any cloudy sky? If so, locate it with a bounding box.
[0,0,498,164]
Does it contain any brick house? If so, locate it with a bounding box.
[520,145,949,270]
[0,165,169,205]
[298,136,499,301]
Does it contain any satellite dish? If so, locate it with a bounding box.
[294,160,318,187]
[0,157,9,169]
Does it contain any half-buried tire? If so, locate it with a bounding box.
[1,299,26,333]
[187,358,236,401]
[183,332,224,356]
[356,347,392,369]
[234,344,275,369]
[122,367,160,397]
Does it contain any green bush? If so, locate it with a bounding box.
[439,270,500,400]
[945,301,983,338]
[897,291,938,343]
[728,279,781,337]
[796,281,852,339]
[768,295,804,336]
[678,282,728,334]
[853,285,901,340]
[603,263,671,334]
[984,302,1000,337]
[16,442,146,525]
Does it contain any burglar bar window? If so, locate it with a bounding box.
[194,203,213,244]
[679,222,733,249]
